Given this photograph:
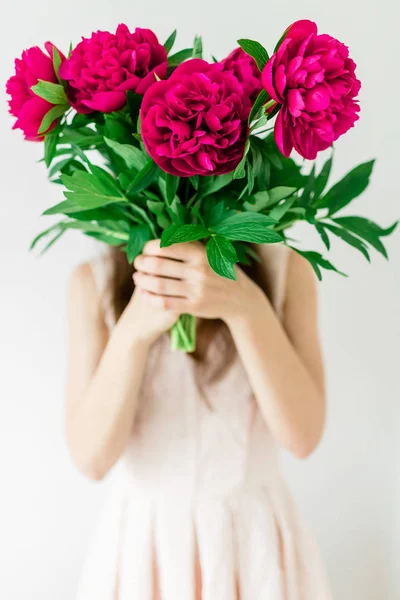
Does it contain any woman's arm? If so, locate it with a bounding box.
[66,263,177,480]
[134,241,326,459]
[226,250,326,458]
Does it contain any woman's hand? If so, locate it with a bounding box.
[133,239,266,325]
[124,284,179,346]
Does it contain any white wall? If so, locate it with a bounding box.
[0,1,398,599]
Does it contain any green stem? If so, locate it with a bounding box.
[170,314,196,352]
[186,193,198,209]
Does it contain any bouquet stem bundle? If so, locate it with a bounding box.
[6,21,397,352]
[171,314,197,353]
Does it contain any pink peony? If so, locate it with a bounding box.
[140,59,251,177]
[220,47,262,103]
[262,20,361,159]
[59,24,168,114]
[6,43,62,140]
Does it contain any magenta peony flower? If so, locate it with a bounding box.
[262,20,361,159]
[220,47,262,103]
[59,24,168,114]
[6,43,62,140]
[140,59,251,177]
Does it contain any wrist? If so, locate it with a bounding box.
[224,283,269,332]
[114,308,155,353]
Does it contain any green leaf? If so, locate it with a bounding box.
[31,80,69,105]
[165,197,187,225]
[104,116,134,144]
[69,207,128,222]
[43,199,83,215]
[212,212,282,244]
[199,173,234,197]
[38,104,68,135]
[243,190,270,212]
[246,162,255,195]
[160,224,210,247]
[168,48,194,67]
[164,29,177,54]
[237,39,269,71]
[30,222,64,250]
[147,200,171,229]
[190,175,199,190]
[294,249,346,280]
[128,204,157,237]
[44,131,60,167]
[301,164,316,206]
[248,89,270,124]
[61,170,126,209]
[313,155,333,200]
[61,220,129,240]
[323,223,370,261]
[267,186,297,206]
[268,196,296,221]
[52,46,63,83]
[126,160,159,196]
[332,216,396,259]
[206,236,238,280]
[104,137,147,172]
[61,126,103,149]
[233,139,250,180]
[233,241,252,266]
[207,201,227,227]
[317,160,375,215]
[70,113,93,129]
[127,224,152,263]
[165,173,180,204]
[192,35,203,58]
[316,224,330,250]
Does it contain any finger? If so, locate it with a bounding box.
[143,239,205,264]
[133,272,187,297]
[141,289,191,313]
[134,254,188,280]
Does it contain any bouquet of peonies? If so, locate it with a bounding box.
[6,20,397,351]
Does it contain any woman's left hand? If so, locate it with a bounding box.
[133,239,266,325]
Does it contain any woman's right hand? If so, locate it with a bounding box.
[123,283,179,347]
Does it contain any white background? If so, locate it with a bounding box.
[0,1,399,599]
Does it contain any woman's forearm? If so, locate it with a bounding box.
[66,307,152,480]
[226,293,326,458]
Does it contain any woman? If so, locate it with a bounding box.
[66,239,332,599]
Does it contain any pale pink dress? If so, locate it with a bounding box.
[77,244,332,600]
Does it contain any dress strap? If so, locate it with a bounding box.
[89,253,116,331]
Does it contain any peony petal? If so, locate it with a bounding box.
[261,56,281,102]
[14,95,54,139]
[204,111,221,132]
[303,84,330,112]
[274,107,293,157]
[170,59,211,79]
[287,89,305,117]
[286,20,318,40]
[274,64,287,99]
[24,46,57,83]
[82,91,126,112]
[58,59,73,80]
